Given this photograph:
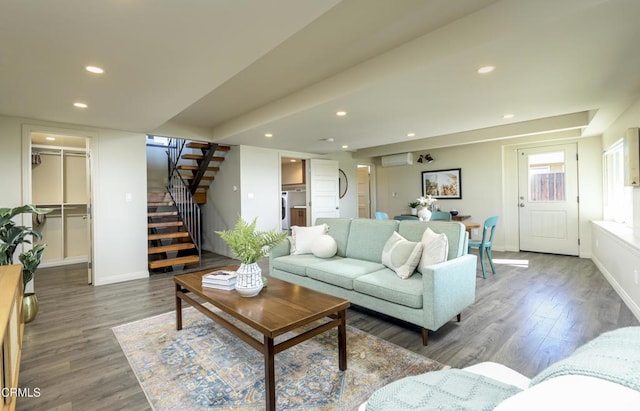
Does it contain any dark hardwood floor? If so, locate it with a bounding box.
[17,250,638,410]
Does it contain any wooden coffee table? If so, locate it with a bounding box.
[173,266,350,411]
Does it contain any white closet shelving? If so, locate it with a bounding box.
[31,144,89,266]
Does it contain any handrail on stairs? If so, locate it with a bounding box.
[167,138,186,182]
[166,149,201,265]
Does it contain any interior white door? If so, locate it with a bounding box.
[517,143,579,255]
[85,140,93,284]
[309,159,339,224]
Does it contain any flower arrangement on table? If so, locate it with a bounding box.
[416,195,437,209]
[415,195,437,221]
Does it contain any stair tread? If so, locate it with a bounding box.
[184,175,215,181]
[149,255,200,269]
[181,154,225,162]
[148,201,174,206]
[148,211,178,217]
[148,221,183,228]
[148,243,195,254]
[148,232,190,240]
[177,165,220,171]
[185,142,230,151]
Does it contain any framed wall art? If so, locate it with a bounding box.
[421,168,462,199]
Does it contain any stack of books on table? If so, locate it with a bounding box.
[201,270,237,290]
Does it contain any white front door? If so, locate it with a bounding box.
[309,159,339,224]
[517,143,579,255]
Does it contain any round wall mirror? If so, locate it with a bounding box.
[339,169,348,198]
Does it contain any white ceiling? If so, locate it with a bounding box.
[2,0,640,156]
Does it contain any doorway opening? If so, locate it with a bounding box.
[281,157,308,232]
[357,164,372,218]
[24,130,93,284]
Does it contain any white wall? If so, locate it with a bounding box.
[592,222,640,320]
[0,115,148,286]
[146,145,168,191]
[592,95,640,320]
[374,133,601,256]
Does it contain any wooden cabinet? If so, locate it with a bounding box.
[282,160,306,186]
[290,208,307,227]
[1,265,23,411]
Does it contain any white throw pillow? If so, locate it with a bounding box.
[417,228,448,273]
[290,224,328,255]
[381,232,423,279]
[311,234,338,258]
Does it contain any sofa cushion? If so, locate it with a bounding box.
[365,369,522,411]
[398,220,466,260]
[381,232,423,279]
[311,234,338,258]
[530,326,640,391]
[290,224,328,255]
[315,218,352,257]
[345,219,398,263]
[354,269,424,309]
[272,254,342,276]
[307,258,385,290]
[417,228,449,274]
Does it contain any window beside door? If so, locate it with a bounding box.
[603,140,633,226]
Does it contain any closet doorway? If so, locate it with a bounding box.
[25,130,93,284]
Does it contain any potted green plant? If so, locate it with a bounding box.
[408,200,421,215]
[1,204,51,322]
[216,216,286,297]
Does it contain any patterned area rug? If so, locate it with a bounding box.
[113,306,446,411]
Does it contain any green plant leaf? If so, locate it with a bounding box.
[215,216,286,264]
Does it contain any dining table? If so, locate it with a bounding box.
[462,221,480,239]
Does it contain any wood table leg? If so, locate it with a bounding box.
[264,336,276,411]
[338,309,347,371]
[175,283,182,331]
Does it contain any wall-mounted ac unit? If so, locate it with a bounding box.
[381,152,413,167]
[623,127,639,186]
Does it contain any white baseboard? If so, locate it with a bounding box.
[93,270,149,286]
[592,255,640,322]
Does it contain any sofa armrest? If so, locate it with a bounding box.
[421,254,477,330]
[268,239,291,273]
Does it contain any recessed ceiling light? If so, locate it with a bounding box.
[289,159,296,162]
[73,102,88,108]
[477,65,496,74]
[336,111,347,117]
[264,133,273,138]
[45,136,56,141]
[342,145,349,149]
[85,65,104,74]
[503,113,515,119]
[407,132,416,137]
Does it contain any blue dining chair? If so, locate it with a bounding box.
[394,215,419,221]
[374,211,389,220]
[468,216,499,279]
[430,211,452,221]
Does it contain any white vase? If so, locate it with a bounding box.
[418,207,432,221]
[235,262,264,297]
[410,208,418,215]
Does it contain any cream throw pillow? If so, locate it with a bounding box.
[381,232,424,279]
[417,228,449,273]
[290,224,328,255]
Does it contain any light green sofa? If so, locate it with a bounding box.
[269,218,478,345]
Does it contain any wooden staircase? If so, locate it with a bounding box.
[147,192,200,270]
[176,142,230,204]
[147,139,231,271]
